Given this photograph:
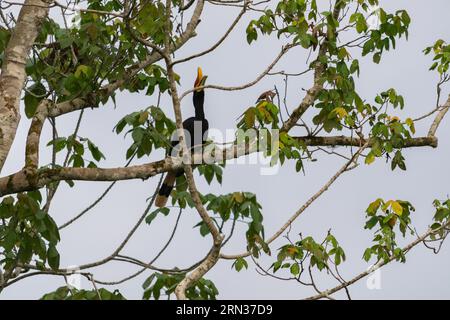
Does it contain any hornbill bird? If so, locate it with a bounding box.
[155,67,209,208]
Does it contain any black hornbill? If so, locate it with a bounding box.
[155,67,209,208]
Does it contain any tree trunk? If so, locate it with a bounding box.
[0,0,51,173]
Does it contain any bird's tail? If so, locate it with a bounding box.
[155,172,176,207]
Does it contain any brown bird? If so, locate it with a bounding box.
[255,90,276,104]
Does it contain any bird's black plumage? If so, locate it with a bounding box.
[168,82,209,155]
[155,68,209,207]
[180,89,209,151]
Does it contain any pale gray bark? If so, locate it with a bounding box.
[0,0,52,173]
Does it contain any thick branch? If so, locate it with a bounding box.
[24,98,96,169]
[428,94,450,137]
[174,245,221,299]
[0,135,438,196]
[280,84,322,132]
[296,135,438,148]
[22,0,205,170]
[0,0,52,173]
[165,66,222,245]
[280,0,342,132]
[0,158,174,196]
[163,0,222,300]
[38,0,205,121]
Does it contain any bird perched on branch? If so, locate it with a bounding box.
[255,90,276,104]
[155,67,209,208]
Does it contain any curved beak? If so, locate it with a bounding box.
[194,67,208,90]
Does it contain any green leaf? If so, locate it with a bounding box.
[373,52,381,64]
[36,209,46,220]
[246,24,258,44]
[146,207,170,225]
[338,47,348,60]
[391,201,403,216]
[244,108,256,128]
[72,140,84,155]
[28,190,42,203]
[290,263,300,275]
[295,159,303,172]
[142,274,156,290]
[47,245,60,270]
[365,152,376,165]
[145,211,158,225]
[434,208,449,222]
[350,59,360,76]
[365,216,378,229]
[199,222,210,237]
[367,198,382,215]
[74,65,92,78]
[71,154,85,167]
[47,137,67,153]
[233,257,248,272]
[24,82,46,118]
[65,180,75,188]
[87,140,105,162]
[363,248,372,262]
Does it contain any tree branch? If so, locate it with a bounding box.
[0,135,438,196]
[280,0,343,132]
[305,221,450,300]
[0,0,52,173]
[296,135,438,148]
[179,43,297,100]
[220,142,369,259]
[22,0,205,172]
[172,0,249,66]
[162,0,223,300]
[428,94,450,137]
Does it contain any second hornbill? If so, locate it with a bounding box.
[155,67,209,207]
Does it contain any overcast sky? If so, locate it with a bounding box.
[1,0,450,299]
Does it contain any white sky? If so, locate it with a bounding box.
[1,0,450,299]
